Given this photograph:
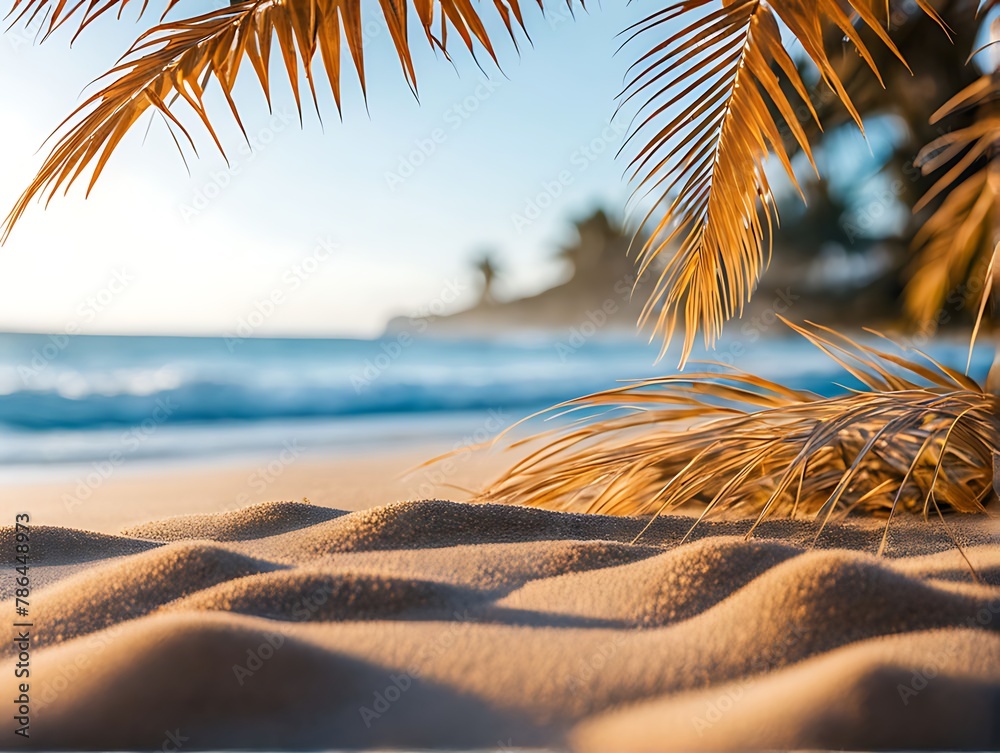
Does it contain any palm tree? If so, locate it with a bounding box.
[474,252,499,305]
[2,0,998,530]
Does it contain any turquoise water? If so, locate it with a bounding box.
[0,331,991,477]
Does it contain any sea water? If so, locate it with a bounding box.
[0,331,991,481]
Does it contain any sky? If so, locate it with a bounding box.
[0,0,657,338]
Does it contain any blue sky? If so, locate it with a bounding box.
[0,1,656,337]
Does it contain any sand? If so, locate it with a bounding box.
[0,442,512,533]
[1,487,999,750]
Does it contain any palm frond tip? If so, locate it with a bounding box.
[1,0,549,242]
[905,71,1000,345]
[6,0,158,44]
[622,0,944,364]
[481,322,1000,530]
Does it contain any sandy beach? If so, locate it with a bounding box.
[2,450,999,750]
[0,442,514,533]
[0,0,997,747]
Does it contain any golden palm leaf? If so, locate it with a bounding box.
[905,71,999,347]
[481,319,999,544]
[622,0,944,364]
[1,0,551,242]
[6,0,157,43]
[4,0,943,363]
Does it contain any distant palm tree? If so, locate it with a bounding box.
[474,252,499,305]
[2,0,998,530]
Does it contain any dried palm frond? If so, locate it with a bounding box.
[620,0,945,364]
[481,320,999,543]
[6,0,157,43]
[905,70,999,349]
[1,0,554,242]
[4,0,945,364]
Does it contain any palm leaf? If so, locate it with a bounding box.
[905,71,999,351]
[1,0,557,242]
[480,320,999,541]
[5,0,155,43]
[620,0,944,364]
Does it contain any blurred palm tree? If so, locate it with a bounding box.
[765,0,996,334]
[474,252,499,304]
[2,0,997,527]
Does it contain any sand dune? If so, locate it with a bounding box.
[0,525,156,566]
[165,571,474,621]
[4,499,999,750]
[121,501,345,542]
[574,629,1000,751]
[16,544,281,653]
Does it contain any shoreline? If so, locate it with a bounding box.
[0,441,521,534]
[1,437,998,750]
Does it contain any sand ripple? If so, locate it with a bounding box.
[3,499,998,750]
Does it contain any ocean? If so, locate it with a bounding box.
[0,331,991,481]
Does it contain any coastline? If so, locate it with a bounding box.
[0,441,519,534]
